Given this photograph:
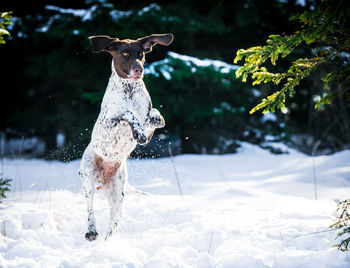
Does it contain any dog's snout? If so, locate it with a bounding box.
[133,65,143,75]
[129,63,144,80]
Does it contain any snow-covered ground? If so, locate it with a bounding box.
[0,142,349,267]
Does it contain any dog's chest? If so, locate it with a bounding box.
[91,76,152,161]
[103,80,150,121]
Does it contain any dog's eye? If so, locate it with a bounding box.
[121,51,130,57]
[137,52,143,58]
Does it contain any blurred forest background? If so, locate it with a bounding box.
[1,0,349,161]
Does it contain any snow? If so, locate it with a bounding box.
[168,52,239,73]
[45,2,155,23]
[38,3,163,33]
[1,142,350,267]
[0,135,46,157]
[45,5,97,22]
[278,0,305,7]
[145,52,239,81]
[109,9,133,21]
[137,3,161,16]
[261,112,277,123]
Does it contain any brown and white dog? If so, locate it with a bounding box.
[79,33,174,241]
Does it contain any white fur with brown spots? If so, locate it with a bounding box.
[79,60,166,241]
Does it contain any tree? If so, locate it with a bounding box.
[2,0,298,158]
[0,178,11,202]
[0,11,12,44]
[0,11,12,200]
[234,0,350,114]
[234,0,350,251]
[331,199,350,251]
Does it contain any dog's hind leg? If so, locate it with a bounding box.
[103,159,127,240]
[80,146,99,241]
[82,175,98,241]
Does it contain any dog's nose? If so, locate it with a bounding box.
[133,66,143,75]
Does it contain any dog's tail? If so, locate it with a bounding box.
[125,183,149,197]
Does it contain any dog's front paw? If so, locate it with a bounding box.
[85,231,98,241]
[148,108,165,128]
[149,115,165,128]
[133,130,148,145]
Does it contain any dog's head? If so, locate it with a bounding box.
[89,33,174,80]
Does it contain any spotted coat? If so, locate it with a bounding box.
[79,60,165,241]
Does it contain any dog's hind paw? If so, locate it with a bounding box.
[85,231,98,241]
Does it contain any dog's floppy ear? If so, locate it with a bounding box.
[89,35,121,53]
[138,33,174,53]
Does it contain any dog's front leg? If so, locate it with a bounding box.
[104,160,127,240]
[107,111,147,144]
[146,108,165,129]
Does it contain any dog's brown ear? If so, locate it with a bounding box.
[138,33,174,53]
[89,35,121,53]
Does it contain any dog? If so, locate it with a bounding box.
[79,33,174,241]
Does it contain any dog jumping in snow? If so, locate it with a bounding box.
[79,33,174,241]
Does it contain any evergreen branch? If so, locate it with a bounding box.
[234,0,350,115]
[249,91,285,114]
[315,90,347,109]
[0,11,12,45]
[330,199,350,251]
[0,178,11,201]
[248,56,324,114]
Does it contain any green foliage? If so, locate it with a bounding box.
[0,11,13,200]
[234,0,350,114]
[5,0,343,157]
[0,1,236,159]
[1,1,297,157]
[0,177,11,202]
[0,11,12,45]
[331,199,350,251]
